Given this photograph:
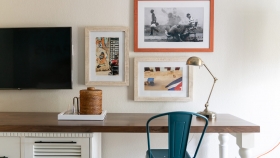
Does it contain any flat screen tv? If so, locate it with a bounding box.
[0,27,72,89]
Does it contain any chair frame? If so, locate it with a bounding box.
[146,111,208,158]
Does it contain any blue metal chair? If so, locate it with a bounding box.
[146,111,208,158]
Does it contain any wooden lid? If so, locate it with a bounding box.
[86,87,101,91]
[87,87,95,90]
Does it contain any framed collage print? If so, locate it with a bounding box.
[85,26,129,86]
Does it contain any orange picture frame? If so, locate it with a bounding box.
[134,0,214,52]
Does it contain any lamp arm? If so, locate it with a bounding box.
[203,64,218,110]
[203,64,217,81]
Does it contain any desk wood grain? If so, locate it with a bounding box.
[0,112,260,133]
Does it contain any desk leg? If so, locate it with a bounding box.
[219,133,229,158]
[236,133,254,158]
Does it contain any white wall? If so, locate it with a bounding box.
[1,0,280,157]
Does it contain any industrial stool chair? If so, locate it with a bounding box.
[146,111,208,158]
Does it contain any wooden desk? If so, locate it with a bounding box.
[0,112,259,158]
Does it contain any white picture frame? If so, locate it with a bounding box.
[134,57,193,101]
[85,26,129,86]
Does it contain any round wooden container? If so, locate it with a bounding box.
[79,87,102,115]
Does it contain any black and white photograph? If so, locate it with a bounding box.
[144,7,204,42]
[134,0,213,52]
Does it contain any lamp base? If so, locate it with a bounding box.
[198,110,216,119]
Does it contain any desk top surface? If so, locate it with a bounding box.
[0,112,260,133]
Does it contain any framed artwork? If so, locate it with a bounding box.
[134,0,214,52]
[134,57,193,101]
[85,26,129,86]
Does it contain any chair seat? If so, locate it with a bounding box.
[146,149,191,158]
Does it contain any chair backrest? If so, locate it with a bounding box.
[146,111,208,158]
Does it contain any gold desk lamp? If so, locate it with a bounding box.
[186,56,217,119]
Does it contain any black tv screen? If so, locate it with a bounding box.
[0,27,72,89]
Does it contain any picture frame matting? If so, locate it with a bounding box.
[134,57,193,101]
[134,0,214,52]
[85,26,129,86]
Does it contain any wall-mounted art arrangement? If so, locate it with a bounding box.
[134,57,193,101]
[85,26,129,86]
[134,0,214,52]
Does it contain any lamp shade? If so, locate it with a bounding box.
[186,56,204,66]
